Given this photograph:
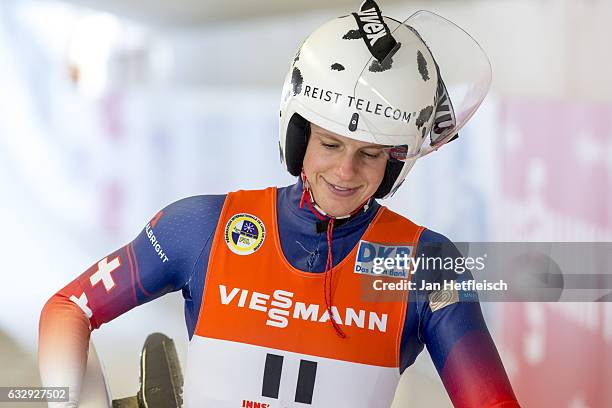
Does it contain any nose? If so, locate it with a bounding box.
[335,150,358,181]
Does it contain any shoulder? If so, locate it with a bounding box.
[418,228,452,244]
[412,228,470,292]
[142,194,227,254]
[129,194,228,286]
[413,228,477,302]
[159,194,227,219]
[153,194,227,230]
[416,228,462,259]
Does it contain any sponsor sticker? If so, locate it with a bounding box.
[224,213,266,255]
[354,240,413,279]
[428,274,478,312]
[429,288,459,312]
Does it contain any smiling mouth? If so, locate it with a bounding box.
[321,176,360,196]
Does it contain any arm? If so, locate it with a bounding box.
[403,229,520,407]
[38,195,225,407]
[38,289,92,408]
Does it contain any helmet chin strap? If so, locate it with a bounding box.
[299,170,373,338]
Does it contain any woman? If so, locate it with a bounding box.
[39,1,520,407]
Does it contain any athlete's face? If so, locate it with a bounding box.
[302,123,388,217]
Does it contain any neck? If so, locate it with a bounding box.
[282,178,378,232]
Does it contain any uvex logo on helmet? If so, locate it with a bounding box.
[355,5,386,46]
[351,0,397,62]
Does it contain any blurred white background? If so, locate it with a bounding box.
[0,0,611,406]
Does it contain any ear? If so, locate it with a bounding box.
[285,113,311,177]
[373,160,403,198]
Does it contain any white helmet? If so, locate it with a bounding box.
[279,1,492,198]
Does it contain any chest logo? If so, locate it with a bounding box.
[224,213,266,255]
[354,240,413,278]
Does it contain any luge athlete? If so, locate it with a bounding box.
[39,2,520,407]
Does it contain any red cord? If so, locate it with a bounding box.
[300,171,346,338]
[324,219,346,338]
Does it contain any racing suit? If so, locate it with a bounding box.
[39,179,520,407]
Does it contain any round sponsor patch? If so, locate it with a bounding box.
[224,213,266,255]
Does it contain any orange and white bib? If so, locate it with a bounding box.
[183,188,424,408]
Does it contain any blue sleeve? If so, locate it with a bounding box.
[399,229,520,407]
[68,195,225,330]
[131,195,225,301]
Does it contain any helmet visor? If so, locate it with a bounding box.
[352,10,492,159]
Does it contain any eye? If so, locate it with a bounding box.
[361,150,382,159]
[321,142,339,149]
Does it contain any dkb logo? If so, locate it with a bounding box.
[354,240,413,278]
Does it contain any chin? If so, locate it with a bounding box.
[326,208,348,218]
[312,183,370,216]
[319,199,360,217]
